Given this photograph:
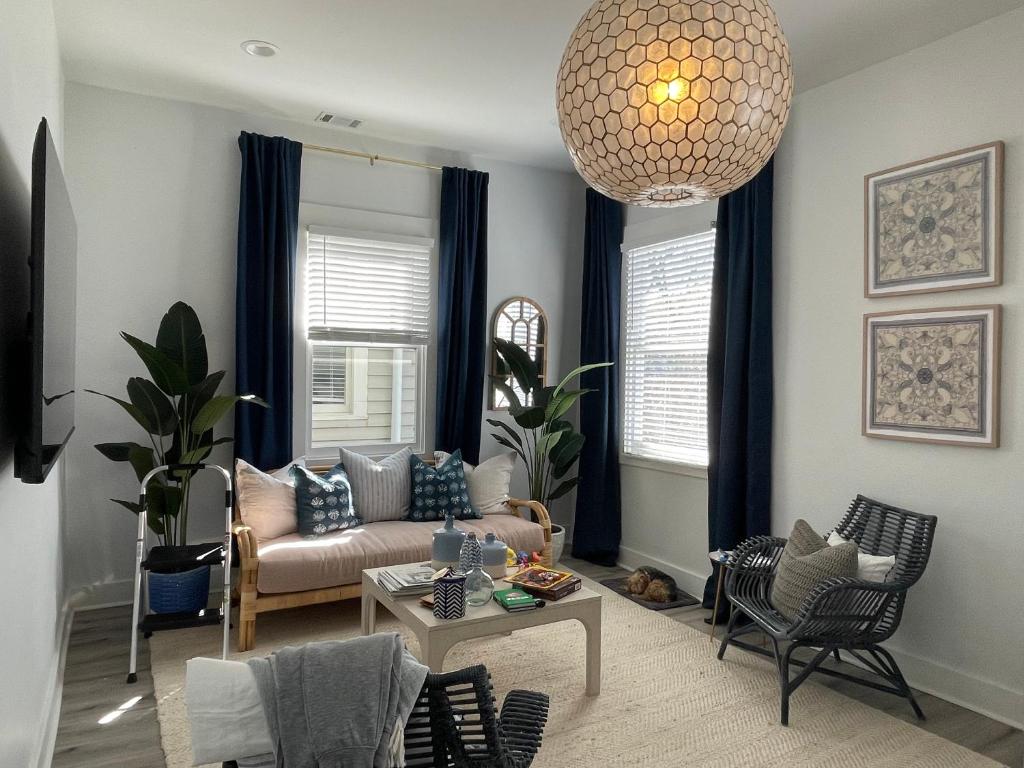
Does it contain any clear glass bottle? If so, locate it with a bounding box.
[459,533,494,607]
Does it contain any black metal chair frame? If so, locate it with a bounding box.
[404,664,550,768]
[222,664,548,768]
[717,495,937,726]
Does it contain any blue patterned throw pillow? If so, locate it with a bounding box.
[290,463,361,538]
[408,451,480,522]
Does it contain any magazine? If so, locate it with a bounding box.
[377,562,437,596]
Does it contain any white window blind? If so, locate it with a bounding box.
[623,229,715,466]
[311,343,347,404]
[306,228,431,345]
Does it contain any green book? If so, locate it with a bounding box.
[493,588,538,612]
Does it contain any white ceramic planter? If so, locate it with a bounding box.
[550,524,566,564]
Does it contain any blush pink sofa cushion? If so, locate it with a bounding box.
[255,513,546,594]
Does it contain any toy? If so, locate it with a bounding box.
[505,547,518,567]
[515,550,543,568]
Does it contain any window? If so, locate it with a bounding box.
[622,229,715,467]
[304,227,431,453]
[311,343,348,404]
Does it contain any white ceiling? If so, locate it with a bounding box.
[55,0,1023,169]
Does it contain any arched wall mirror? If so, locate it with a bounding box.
[490,296,548,409]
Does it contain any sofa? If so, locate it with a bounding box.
[232,457,552,652]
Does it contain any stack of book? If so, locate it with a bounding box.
[377,563,437,597]
[493,588,538,613]
[506,565,582,601]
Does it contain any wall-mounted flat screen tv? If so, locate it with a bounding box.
[15,117,77,484]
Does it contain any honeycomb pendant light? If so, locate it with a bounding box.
[557,0,792,206]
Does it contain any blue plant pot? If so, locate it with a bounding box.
[148,564,211,614]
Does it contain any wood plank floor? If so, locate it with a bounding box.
[53,559,1022,767]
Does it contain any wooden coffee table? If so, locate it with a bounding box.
[360,566,602,695]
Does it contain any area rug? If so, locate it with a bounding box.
[150,577,998,768]
[599,575,700,611]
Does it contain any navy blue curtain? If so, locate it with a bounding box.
[571,188,624,566]
[435,166,489,464]
[703,158,774,607]
[234,132,302,470]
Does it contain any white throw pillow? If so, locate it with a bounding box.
[186,657,274,765]
[435,450,515,515]
[827,531,896,582]
[234,458,300,540]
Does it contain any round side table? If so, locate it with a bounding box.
[708,549,734,644]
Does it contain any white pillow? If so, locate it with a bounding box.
[827,531,895,582]
[185,657,274,765]
[434,450,515,515]
[235,458,300,540]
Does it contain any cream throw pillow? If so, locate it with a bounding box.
[434,450,516,515]
[234,458,299,540]
[827,531,896,582]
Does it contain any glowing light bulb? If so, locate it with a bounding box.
[668,78,688,102]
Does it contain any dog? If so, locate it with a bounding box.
[625,566,678,603]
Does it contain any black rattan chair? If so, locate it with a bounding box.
[717,495,937,726]
[404,664,550,768]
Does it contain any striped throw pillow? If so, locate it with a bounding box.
[339,447,413,523]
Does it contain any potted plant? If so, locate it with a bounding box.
[487,338,611,564]
[89,302,265,613]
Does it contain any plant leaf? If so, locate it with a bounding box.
[95,441,149,462]
[494,338,539,397]
[111,498,143,515]
[127,377,178,436]
[489,376,522,411]
[547,476,580,501]
[508,403,546,430]
[148,482,182,521]
[553,362,613,398]
[490,434,527,464]
[156,302,209,387]
[535,430,563,456]
[548,418,574,434]
[87,389,156,435]
[127,444,157,483]
[191,394,267,435]
[545,388,595,422]
[533,385,555,410]
[485,418,523,447]
[183,371,226,418]
[550,431,585,477]
[121,332,188,395]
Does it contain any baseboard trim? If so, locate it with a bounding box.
[69,577,227,612]
[33,600,73,768]
[617,544,708,605]
[616,543,1023,730]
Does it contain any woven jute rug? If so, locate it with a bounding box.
[150,577,997,768]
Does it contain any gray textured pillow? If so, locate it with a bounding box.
[770,519,858,620]
[339,447,412,523]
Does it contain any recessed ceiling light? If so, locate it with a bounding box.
[241,40,278,57]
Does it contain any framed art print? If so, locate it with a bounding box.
[865,142,1003,297]
[863,306,1000,447]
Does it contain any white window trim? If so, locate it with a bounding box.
[295,203,437,462]
[618,211,716,476]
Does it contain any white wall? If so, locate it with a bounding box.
[773,10,1024,727]
[620,9,1024,726]
[0,3,68,766]
[63,83,585,602]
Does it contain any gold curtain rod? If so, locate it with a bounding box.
[303,143,443,171]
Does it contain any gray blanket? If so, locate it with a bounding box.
[247,634,428,768]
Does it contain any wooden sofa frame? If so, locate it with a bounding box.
[233,458,552,651]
